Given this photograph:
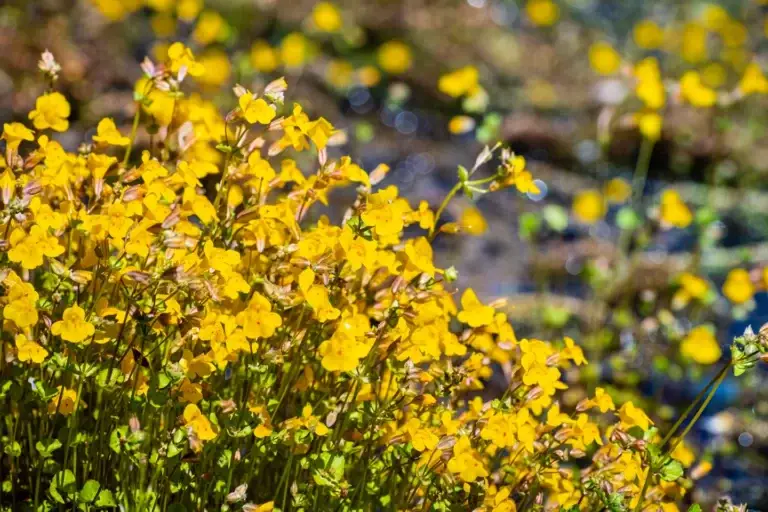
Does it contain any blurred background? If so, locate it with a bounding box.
[3,0,768,506]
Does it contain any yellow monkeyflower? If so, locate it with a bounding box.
[312,2,343,32]
[377,41,412,74]
[239,93,276,125]
[2,122,35,150]
[457,289,495,328]
[681,326,722,365]
[93,118,130,146]
[15,334,48,364]
[588,42,621,75]
[167,42,205,78]
[48,386,82,416]
[572,189,605,224]
[722,268,754,304]
[29,92,70,132]
[51,305,96,343]
[659,190,692,229]
[459,207,487,235]
[526,0,559,27]
[618,401,653,431]
[183,403,217,442]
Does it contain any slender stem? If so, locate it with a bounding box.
[428,182,461,239]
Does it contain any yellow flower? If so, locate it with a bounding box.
[197,50,232,88]
[15,334,48,364]
[526,0,559,27]
[176,0,202,21]
[48,386,81,416]
[29,92,70,132]
[239,93,276,125]
[659,190,692,228]
[588,42,621,75]
[722,268,754,304]
[681,326,722,365]
[635,58,665,110]
[281,32,310,68]
[404,418,439,452]
[636,109,663,141]
[167,42,205,78]
[448,115,476,135]
[673,272,710,309]
[459,207,487,235]
[582,387,615,413]
[51,305,96,343]
[377,41,412,74]
[633,19,664,49]
[680,71,717,107]
[618,401,653,431]
[8,225,64,270]
[572,189,605,224]
[603,178,631,204]
[240,292,283,339]
[457,289,494,328]
[250,40,280,73]
[183,403,217,442]
[92,118,130,146]
[681,23,708,63]
[2,122,35,150]
[447,436,488,481]
[312,2,343,32]
[739,63,768,95]
[438,66,480,99]
[178,379,203,404]
[192,10,227,46]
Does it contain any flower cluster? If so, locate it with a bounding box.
[0,43,727,511]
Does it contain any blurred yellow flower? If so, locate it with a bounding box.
[448,115,476,135]
[636,110,663,141]
[681,326,722,365]
[681,23,708,63]
[312,2,343,32]
[198,50,232,88]
[377,41,412,74]
[526,0,559,27]
[739,63,768,95]
[604,178,631,204]
[589,42,621,75]
[250,41,280,73]
[192,10,228,46]
[633,19,664,49]
[459,207,487,235]
[572,189,605,224]
[281,32,311,68]
[680,71,717,107]
[439,66,480,99]
[659,190,693,228]
[722,268,754,304]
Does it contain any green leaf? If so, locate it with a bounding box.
[542,205,569,232]
[687,505,702,512]
[109,426,129,454]
[330,455,345,480]
[95,489,117,507]
[616,207,640,231]
[3,441,21,457]
[49,469,77,503]
[660,459,684,482]
[36,439,63,458]
[79,480,101,503]
[519,212,541,240]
